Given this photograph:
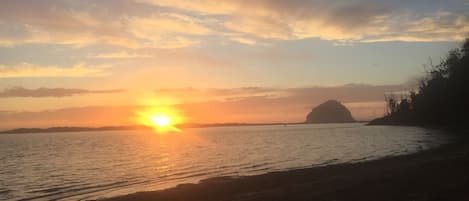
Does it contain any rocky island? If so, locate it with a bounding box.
[305,100,355,123]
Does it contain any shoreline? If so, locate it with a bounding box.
[102,137,469,201]
[1,122,372,135]
[0,123,306,134]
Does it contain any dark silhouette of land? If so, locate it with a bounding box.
[370,37,469,128]
[0,123,306,134]
[0,126,151,134]
[305,100,355,123]
[103,137,469,201]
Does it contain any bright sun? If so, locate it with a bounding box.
[135,108,183,133]
[150,115,171,127]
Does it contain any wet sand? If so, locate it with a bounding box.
[103,139,469,201]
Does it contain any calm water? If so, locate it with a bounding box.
[0,123,448,201]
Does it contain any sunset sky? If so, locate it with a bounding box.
[0,0,468,129]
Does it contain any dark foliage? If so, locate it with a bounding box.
[370,37,469,128]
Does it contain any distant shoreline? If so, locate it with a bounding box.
[0,122,308,134]
[0,122,373,134]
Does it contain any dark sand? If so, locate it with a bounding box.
[103,139,469,201]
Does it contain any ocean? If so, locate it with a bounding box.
[0,123,448,201]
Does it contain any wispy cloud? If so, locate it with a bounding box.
[0,63,111,78]
[0,106,137,129]
[0,87,125,98]
[0,3,140,48]
[154,84,408,102]
[90,51,153,59]
[152,84,410,122]
[0,1,210,48]
[230,37,257,45]
[140,0,469,42]
[125,14,210,48]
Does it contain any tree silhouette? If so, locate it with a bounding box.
[370,36,469,128]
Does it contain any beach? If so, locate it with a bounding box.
[103,137,469,201]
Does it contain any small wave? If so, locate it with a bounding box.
[18,180,148,201]
[0,189,11,194]
[245,167,271,174]
[28,183,87,194]
[349,156,372,162]
[213,162,252,170]
[2,123,447,201]
[161,169,226,182]
[239,162,272,170]
[315,158,339,166]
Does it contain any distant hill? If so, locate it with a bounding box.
[0,126,151,134]
[0,122,306,134]
[305,100,355,123]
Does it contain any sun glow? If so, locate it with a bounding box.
[135,107,184,133]
[150,115,171,127]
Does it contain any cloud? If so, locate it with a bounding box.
[362,12,469,42]
[0,0,466,49]
[152,84,410,122]
[128,14,211,37]
[0,63,111,78]
[0,87,125,98]
[174,85,405,123]
[0,1,211,48]
[136,0,239,15]
[140,0,469,42]
[90,51,153,59]
[0,106,138,129]
[0,2,141,48]
[155,86,276,97]
[155,84,407,102]
[125,14,211,48]
[230,36,257,45]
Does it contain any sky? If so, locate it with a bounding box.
[0,0,468,129]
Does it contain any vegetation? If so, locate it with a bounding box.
[370,37,469,128]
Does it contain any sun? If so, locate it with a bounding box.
[135,108,184,133]
[150,115,171,127]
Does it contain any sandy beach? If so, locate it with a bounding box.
[103,136,469,201]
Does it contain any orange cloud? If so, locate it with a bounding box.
[0,106,137,129]
[0,63,111,78]
[229,36,257,45]
[0,87,125,98]
[91,51,153,59]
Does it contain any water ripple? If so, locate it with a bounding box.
[0,123,448,201]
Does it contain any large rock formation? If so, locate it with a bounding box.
[305,100,355,123]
